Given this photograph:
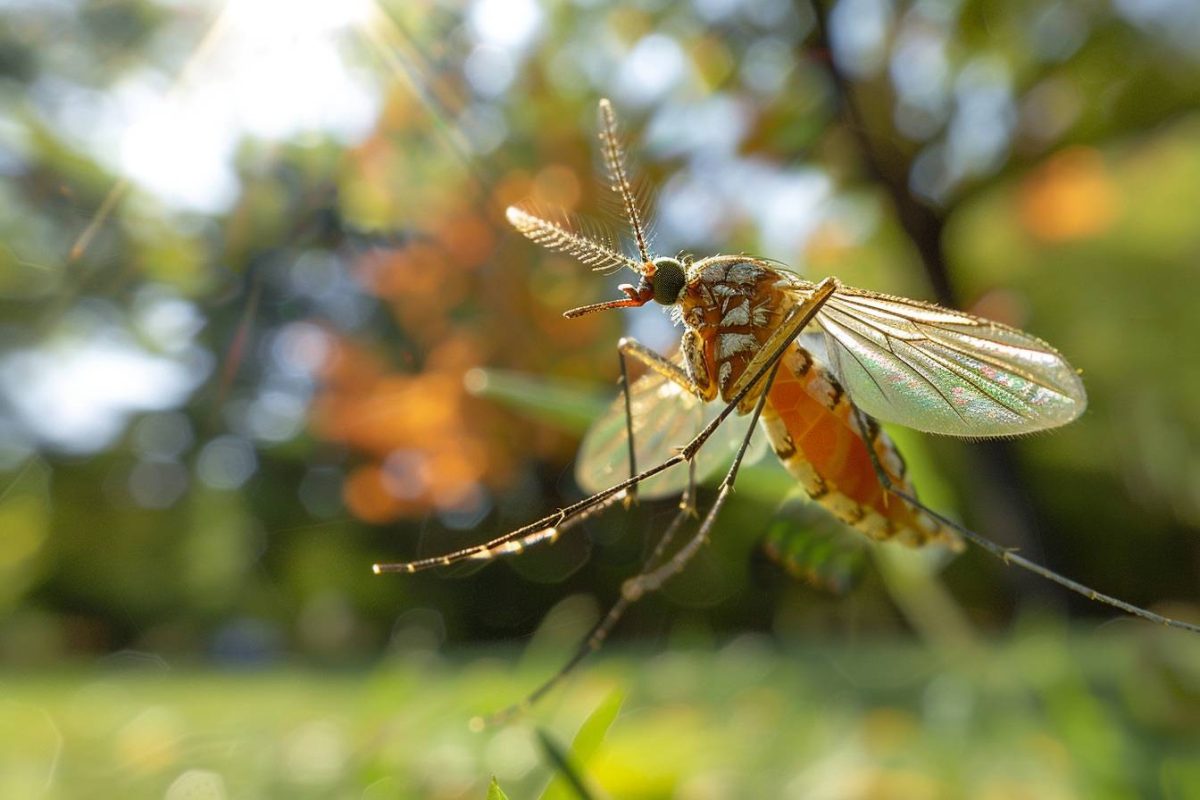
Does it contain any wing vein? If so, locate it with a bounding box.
[831,293,1072,397]
[820,306,970,424]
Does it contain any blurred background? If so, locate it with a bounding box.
[2,0,1200,797]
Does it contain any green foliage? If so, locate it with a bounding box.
[467,368,608,436]
[762,494,869,594]
[539,690,623,800]
[487,777,510,800]
[2,628,1198,798]
[1,0,1199,766]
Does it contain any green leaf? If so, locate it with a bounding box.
[536,730,592,800]
[568,689,623,765]
[538,689,624,800]
[762,494,869,594]
[487,777,510,800]
[465,368,609,435]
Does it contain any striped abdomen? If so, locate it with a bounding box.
[759,344,961,550]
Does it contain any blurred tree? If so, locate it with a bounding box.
[0,0,1197,665]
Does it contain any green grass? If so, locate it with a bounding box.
[4,626,1200,799]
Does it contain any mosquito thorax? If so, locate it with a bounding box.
[649,257,686,306]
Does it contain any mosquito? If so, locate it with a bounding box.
[374,98,1199,722]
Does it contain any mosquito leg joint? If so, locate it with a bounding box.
[621,579,645,602]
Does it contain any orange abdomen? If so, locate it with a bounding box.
[759,345,959,550]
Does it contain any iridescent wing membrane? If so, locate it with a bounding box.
[801,283,1087,438]
[577,278,1086,497]
[575,356,764,498]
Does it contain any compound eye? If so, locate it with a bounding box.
[651,258,686,306]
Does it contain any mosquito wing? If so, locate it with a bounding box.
[802,284,1087,438]
[576,358,762,498]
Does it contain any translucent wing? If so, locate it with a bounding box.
[576,359,763,498]
[807,286,1087,437]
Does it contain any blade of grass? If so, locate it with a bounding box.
[538,689,623,800]
[466,368,608,435]
[536,729,596,800]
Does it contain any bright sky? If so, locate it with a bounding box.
[1,302,209,454]
[113,0,379,212]
[6,0,386,457]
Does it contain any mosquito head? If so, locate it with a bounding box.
[648,256,686,306]
[562,256,688,318]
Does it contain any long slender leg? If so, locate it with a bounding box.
[617,338,695,390]
[486,365,774,727]
[621,358,781,603]
[847,405,1200,635]
[376,346,687,575]
[374,459,680,573]
[616,336,706,507]
[613,337,698,504]
[482,460,701,728]
[480,336,705,724]
[618,345,638,506]
[374,277,839,574]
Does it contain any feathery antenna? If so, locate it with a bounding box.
[506,207,640,274]
[598,98,653,267]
